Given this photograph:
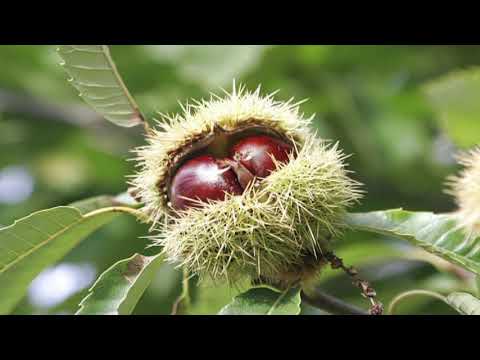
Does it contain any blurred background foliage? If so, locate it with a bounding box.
[1,45,479,315]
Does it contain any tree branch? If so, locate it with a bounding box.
[301,288,368,315]
[0,88,102,126]
[0,88,147,145]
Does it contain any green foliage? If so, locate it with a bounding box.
[57,45,146,128]
[0,200,127,314]
[2,45,480,315]
[144,45,267,88]
[446,292,480,315]
[219,286,301,315]
[77,253,163,315]
[347,210,480,275]
[425,68,480,148]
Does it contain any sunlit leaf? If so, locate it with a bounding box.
[218,286,301,315]
[57,45,145,128]
[446,292,480,315]
[0,197,134,314]
[189,280,246,315]
[346,209,480,275]
[76,253,163,315]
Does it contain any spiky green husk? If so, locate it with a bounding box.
[130,85,312,225]
[131,84,363,285]
[447,147,480,237]
[154,135,363,286]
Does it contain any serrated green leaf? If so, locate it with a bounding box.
[425,68,480,147]
[218,286,301,315]
[346,210,480,275]
[446,292,480,315]
[76,253,163,315]
[0,201,128,314]
[56,45,145,128]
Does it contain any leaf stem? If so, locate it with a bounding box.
[388,289,448,315]
[181,267,191,309]
[85,206,149,224]
[171,268,192,315]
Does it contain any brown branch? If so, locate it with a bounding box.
[324,252,384,315]
[0,88,147,144]
[301,289,368,315]
[0,88,102,127]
